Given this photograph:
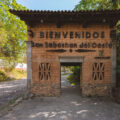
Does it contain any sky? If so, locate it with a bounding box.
[16,0,80,10]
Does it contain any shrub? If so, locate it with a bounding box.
[67,66,81,86]
[0,70,11,82]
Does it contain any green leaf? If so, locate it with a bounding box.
[0,0,27,67]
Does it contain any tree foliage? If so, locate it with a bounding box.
[0,0,27,67]
[67,66,81,86]
[74,0,120,10]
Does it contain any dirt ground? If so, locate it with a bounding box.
[0,79,27,107]
[0,87,120,120]
[0,74,120,120]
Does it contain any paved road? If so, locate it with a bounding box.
[1,88,120,120]
[61,73,71,88]
[0,79,27,107]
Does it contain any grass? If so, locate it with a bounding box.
[0,69,27,82]
[67,73,80,86]
[9,69,27,80]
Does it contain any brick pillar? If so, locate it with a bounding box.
[25,41,32,91]
[112,42,117,87]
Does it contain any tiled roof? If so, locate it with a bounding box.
[10,9,120,13]
[9,9,120,27]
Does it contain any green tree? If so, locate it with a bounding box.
[67,66,81,86]
[74,0,120,10]
[0,0,27,68]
